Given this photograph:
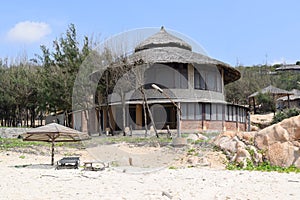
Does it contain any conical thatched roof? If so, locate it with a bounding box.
[92,26,241,84]
[248,85,293,98]
[130,27,240,84]
[135,26,192,52]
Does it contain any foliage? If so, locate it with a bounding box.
[227,160,300,173]
[256,92,275,113]
[225,65,300,104]
[0,138,82,150]
[271,108,300,124]
[36,24,92,126]
[0,24,92,128]
[0,138,47,150]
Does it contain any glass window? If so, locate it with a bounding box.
[233,106,237,122]
[144,63,188,89]
[194,68,206,90]
[174,63,188,89]
[195,103,202,120]
[187,103,195,119]
[225,106,228,121]
[211,104,217,120]
[206,71,216,91]
[181,103,187,120]
[228,106,232,121]
[216,72,222,93]
[205,104,211,120]
[217,104,223,120]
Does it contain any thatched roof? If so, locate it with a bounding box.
[92,26,241,84]
[23,123,90,142]
[135,26,192,52]
[248,85,293,98]
[130,27,240,84]
[277,89,300,101]
[275,64,300,71]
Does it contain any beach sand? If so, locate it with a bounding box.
[0,144,300,200]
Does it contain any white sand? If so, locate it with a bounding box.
[1,148,300,199]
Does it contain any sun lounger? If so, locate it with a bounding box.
[56,157,80,169]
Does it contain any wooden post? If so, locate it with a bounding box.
[51,139,55,165]
[176,102,181,138]
[253,97,257,114]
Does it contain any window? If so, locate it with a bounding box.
[194,64,223,93]
[211,104,217,120]
[181,103,187,120]
[195,103,202,120]
[232,106,237,122]
[175,63,188,89]
[205,104,211,120]
[145,63,188,89]
[181,103,202,120]
[225,106,229,121]
[217,104,223,120]
[228,106,233,121]
[187,103,195,119]
[194,69,206,90]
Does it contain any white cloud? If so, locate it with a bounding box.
[7,21,51,43]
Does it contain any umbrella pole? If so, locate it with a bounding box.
[51,140,55,165]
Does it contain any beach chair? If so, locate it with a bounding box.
[56,157,80,169]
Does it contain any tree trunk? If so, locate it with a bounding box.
[121,92,126,136]
[140,88,158,138]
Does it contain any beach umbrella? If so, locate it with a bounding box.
[22,123,90,165]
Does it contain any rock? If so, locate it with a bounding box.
[187,156,199,166]
[237,131,256,144]
[280,115,300,141]
[198,157,210,166]
[214,136,237,153]
[251,125,259,131]
[248,145,263,164]
[254,115,300,168]
[149,126,155,137]
[186,134,199,141]
[222,131,237,138]
[235,148,251,168]
[124,127,130,136]
[196,133,208,141]
[267,142,295,167]
[186,133,208,142]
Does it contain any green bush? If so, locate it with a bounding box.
[227,160,300,173]
[272,108,300,124]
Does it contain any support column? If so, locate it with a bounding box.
[177,102,181,137]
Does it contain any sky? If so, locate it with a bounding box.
[1,0,300,66]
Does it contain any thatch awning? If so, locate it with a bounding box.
[248,85,293,98]
[277,89,300,101]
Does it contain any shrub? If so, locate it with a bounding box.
[272,108,300,124]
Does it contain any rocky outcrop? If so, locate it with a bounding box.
[254,115,300,168]
[213,131,262,168]
[213,115,300,168]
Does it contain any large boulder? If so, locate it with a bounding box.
[255,115,300,168]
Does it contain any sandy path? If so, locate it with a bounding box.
[1,151,300,200]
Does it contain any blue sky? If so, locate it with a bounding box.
[1,0,300,66]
